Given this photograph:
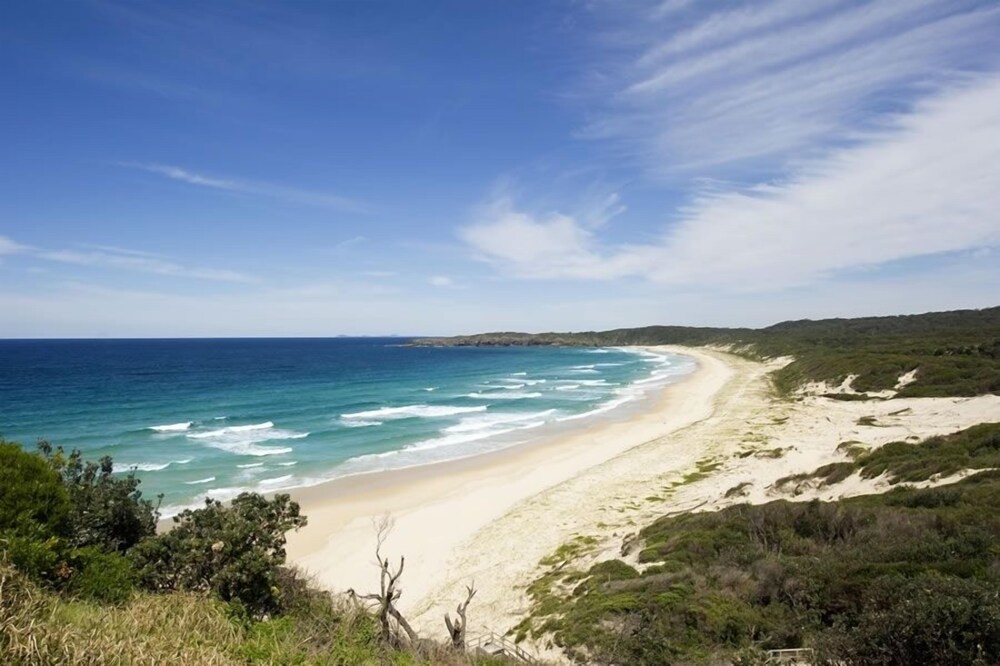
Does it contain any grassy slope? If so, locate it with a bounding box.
[0,561,512,665]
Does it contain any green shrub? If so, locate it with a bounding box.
[817,575,1000,665]
[0,441,70,539]
[0,533,64,582]
[65,547,136,604]
[130,493,306,618]
[523,462,1000,664]
[38,441,159,552]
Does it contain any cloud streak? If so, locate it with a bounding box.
[0,236,30,255]
[461,76,1000,290]
[582,0,1000,177]
[126,163,372,213]
[2,238,257,284]
[38,247,257,283]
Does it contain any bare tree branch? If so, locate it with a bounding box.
[444,581,477,649]
[354,514,420,648]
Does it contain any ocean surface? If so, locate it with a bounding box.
[0,338,695,515]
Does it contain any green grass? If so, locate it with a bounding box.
[0,562,516,665]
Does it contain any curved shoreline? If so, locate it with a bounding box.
[284,346,733,623]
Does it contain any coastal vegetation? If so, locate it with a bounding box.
[0,441,510,665]
[5,306,1000,664]
[516,424,1000,664]
[414,305,1000,398]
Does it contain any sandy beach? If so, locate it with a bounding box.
[286,345,1000,659]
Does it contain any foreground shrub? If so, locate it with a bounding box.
[130,492,307,618]
[817,575,1000,665]
[0,441,70,539]
[0,534,63,582]
[65,547,136,604]
[38,441,159,552]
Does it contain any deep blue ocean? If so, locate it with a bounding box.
[0,338,694,514]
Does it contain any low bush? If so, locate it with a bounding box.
[0,441,70,539]
[520,454,1000,664]
[130,492,307,618]
[65,547,136,604]
[38,441,159,553]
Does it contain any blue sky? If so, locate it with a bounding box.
[2,0,1000,337]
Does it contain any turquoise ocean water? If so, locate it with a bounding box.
[0,338,694,515]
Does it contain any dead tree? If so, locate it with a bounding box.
[348,515,419,648]
[444,583,477,650]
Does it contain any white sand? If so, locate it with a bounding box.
[286,346,1000,661]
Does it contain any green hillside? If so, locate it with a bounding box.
[414,306,1000,397]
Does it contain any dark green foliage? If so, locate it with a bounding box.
[816,575,1000,665]
[130,492,307,618]
[0,441,70,539]
[37,441,159,553]
[0,534,63,582]
[65,547,136,604]
[857,422,1000,482]
[521,464,1000,664]
[416,306,1000,397]
[1,442,154,602]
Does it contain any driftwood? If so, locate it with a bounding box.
[347,516,419,647]
[444,583,477,649]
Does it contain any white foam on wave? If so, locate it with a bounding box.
[205,486,253,503]
[184,476,216,485]
[188,421,274,438]
[633,371,678,385]
[187,421,302,456]
[423,387,437,392]
[278,461,298,467]
[444,409,557,434]
[557,391,640,422]
[149,421,193,432]
[404,421,547,454]
[466,391,543,400]
[341,418,382,428]
[573,364,596,370]
[342,404,487,421]
[237,462,264,468]
[259,474,294,487]
[587,348,610,353]
[114,458,191,473]
[555,383,582,391]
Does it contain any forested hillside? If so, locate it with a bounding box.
[414,306,1000,397]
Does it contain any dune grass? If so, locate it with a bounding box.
[517,425,1000,665]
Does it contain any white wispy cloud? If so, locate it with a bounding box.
[461,76,1000,289]
[125,163,372,213]
[583,0,1000,176]
[0,235,30,255]
[428,275,455,288]
[34,244,258,283]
